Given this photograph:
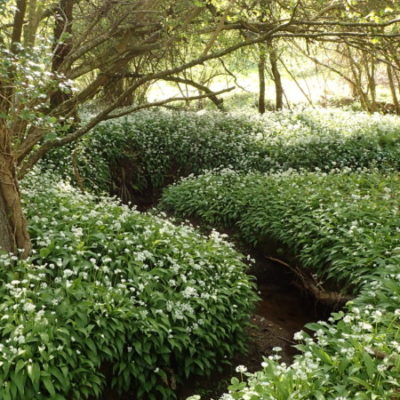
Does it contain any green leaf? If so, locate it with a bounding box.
[349,376,372,390]
[362,352,375,379]
[39,247,51,258]
[27,363,41,385]
[43,377,56,396]
[15,359,25,373]
[51,367,66,386]
[12,372,26,396]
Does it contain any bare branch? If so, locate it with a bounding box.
[273,32,400,39]
[201,0,233,57]
[161,76,229,110]
[291,17,400,28]
[108,87,234,118]
[218,58,250,92]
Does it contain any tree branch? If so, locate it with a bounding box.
[291,17,400,28]
[161,76,229,110]
[18,19,296,175]
[273,32,400,39]
[17,87,233,178]
[107,87,234,118]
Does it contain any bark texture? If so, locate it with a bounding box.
[0,124,31,257]
[268,43,283,110]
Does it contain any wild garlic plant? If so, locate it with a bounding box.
[0,170,257,399]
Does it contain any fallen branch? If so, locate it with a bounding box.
[161,76,228,110]
[265,256,353,308]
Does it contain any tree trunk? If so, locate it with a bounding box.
[346,46,372,112]
[268,42,283,110]
[0,124,31,257]
[258,45,266,114]
[50,0,74,108]
[11,0,27,53]
[365,55,377,110]
[387,64,400,114]
[24,0,42,47]
[0,194,14,254]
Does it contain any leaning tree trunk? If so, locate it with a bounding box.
[0,124,31,258]
[268,42,283,110]
[387,64,400,114]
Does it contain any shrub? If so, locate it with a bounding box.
[0,171,257,400]
[161,170,400,399]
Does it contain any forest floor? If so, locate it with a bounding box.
[98,255,326,400]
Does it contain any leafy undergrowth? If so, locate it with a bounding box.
[0,171,257,400]
[161,170,400,399]
[46,109,400,202]
[48,111,267,197]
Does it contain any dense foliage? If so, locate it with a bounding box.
[4,108,400,399]
[2,0,400,397]
[161,170,400,399]
[227,276,400,400]
[161,170,400,290]
[49,111,267,196]
[49,109,400,200]
[0,171,257,400]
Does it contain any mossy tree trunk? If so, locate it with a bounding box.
[0,0,31,257]
[0,123,31,257]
